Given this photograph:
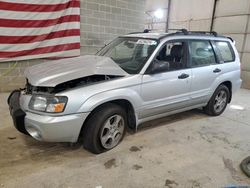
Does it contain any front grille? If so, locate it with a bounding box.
[25,79,54,94]
[26,80,33,94]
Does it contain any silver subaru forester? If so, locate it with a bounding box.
[8,29,242,154]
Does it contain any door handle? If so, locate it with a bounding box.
[213,68,221,73]
[178,73,189,79]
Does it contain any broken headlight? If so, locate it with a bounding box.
[29,95,68,113]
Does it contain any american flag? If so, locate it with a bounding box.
[0,0,80,62]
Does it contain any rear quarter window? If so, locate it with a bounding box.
[214,41,235,62]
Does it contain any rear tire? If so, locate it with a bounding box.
[204,84,230,116]
[83,103,127,154]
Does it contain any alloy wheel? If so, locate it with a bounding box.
[100,114,125,149]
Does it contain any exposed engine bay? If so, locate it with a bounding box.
[25,75,121,94]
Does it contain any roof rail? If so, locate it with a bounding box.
[168,29,218,36]
[188,30,218,37]
[158,28,188,39]
[128,29,151,34]
[158,28,219,40]
[127,29,220,41]
[168,28,188,35]
[227,36,236,45]
[143,29,151,33]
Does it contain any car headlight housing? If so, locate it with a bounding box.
[29,95,68,113]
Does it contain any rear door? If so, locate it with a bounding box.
[188,40,223,105]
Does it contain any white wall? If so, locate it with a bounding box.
[169,0,214,31]
[145,0,169,32]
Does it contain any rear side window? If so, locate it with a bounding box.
[214,41,235,62]
[189,40,217,67]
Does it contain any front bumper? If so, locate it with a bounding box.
[8,90,89,143]
[8,90,29,135]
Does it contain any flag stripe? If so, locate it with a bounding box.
[0,29,80,44]
[0,0,71,5]
[0,15,80,28]
[1,36,80,52]
[0,0,80,62]
[0,22,80,36]
[0,49,80,62]
[0,8,80,20]
[0,43,80,58]
[0,0,80,12]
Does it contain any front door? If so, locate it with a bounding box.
[140,40,192,119]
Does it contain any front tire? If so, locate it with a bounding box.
[83,103,127,154]
[204,84,230,116]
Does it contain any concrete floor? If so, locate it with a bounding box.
[0,90,250,188]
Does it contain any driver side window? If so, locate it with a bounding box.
[155,41,186,71]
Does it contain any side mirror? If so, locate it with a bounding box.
[147,59,170,74]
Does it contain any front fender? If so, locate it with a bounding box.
[77,87,143,113]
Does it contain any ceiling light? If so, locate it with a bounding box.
[154,9,164,19]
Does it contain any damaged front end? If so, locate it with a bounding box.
[8,55,129,138]
[25,74,122,94]
[8,90,29,135]
[8,74,123,137]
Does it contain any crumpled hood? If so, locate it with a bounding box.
[25,55,128,87]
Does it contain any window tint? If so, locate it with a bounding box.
[189,40,216,67]
[155,41,186,71]
[214,41,234,62]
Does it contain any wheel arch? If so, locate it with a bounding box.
[220,80,232,103]
[78,98,137,141]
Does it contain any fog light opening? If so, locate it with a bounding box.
[26,126,42,140]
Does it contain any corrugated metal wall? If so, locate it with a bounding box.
[168,0,214,31]
[213,0,250,88]
[146,0,250,89]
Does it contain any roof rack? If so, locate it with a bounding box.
[168,28,188,35]
[158,28,219,40]
[167,28,217,36]
[127,29,221,41]
[188,30,218,37]
[227,36,236,44]
[128,29,151,34]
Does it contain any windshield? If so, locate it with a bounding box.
[97,37,158,74]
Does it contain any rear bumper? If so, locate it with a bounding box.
[232,79,242,93]
[8,90,90,143]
